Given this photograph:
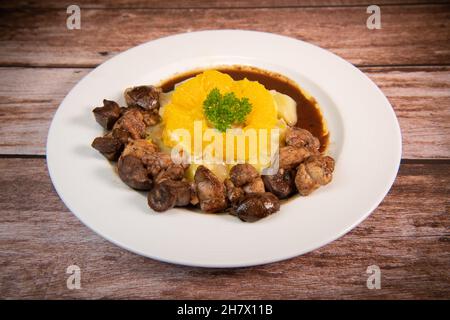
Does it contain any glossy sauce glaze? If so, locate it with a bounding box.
[160,65,329,152]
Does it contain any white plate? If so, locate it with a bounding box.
[47,30,401,267]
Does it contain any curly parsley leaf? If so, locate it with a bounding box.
[203,88,252,132]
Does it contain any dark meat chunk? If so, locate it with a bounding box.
[142,152,174,177]
[164,180,192,207]
[113,108,146,140]
[224,179,245,206]
[295,155,335,196]
[194,165,227,213]
[112,127,130,144]
[92,99,121,130]
[124,85,161,110]
[229,164,259,187]
[279,146,312,170]
[120,139,185,183]
[147,180,192,212]
[147,183,176,212]
[121,139,159,159]
[117,155,152,190]
[242,177,265,194]
[142,110,161,127]
[285,127,320,152]
[234,193,280,222]
[189,182,199,206]
[91,134,123,161]
[262,169,295,199]
[154,164,186,184]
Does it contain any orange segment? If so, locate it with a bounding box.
[162,70,278,167]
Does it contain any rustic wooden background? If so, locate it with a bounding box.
[0,0,449,299]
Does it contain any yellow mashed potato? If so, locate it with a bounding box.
[161,70,279,170]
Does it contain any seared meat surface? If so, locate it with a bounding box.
[154,164,186,183]
[93,99,121,130]
[194,166,227,213]
[242,177,265,194]
[189,182,200,206]
[113,108,147,140]
[91,134,123,161]
[112,127,130,145]
[164,180,192,206]
[142,152,175,177]
[148,180,191,212]
[262,168,295,199]
[147,183,176,212]
[285,127,320,152]
[125,85,161,110]
[233,193,280,222]
[295,155,335,196]
[141,110,161,126]
[117,155,152,190]
[229,164,259,187]
[279,146,312,169]
[119,139,189,194]
[121,139,159,159]
[224,179,245,206]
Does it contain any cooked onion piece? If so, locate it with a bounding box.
[271,90,297,126]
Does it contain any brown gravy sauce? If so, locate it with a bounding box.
[160,65,329,152]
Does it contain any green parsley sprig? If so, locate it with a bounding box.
[203,88,252,132]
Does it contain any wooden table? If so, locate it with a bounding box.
[0,0,449,299]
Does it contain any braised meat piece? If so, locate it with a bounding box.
[229,164,259,187]
[295,155,335,196]
[112,127,130,144]
[233,193,280,222]
[154,164,186,183]
[121,139,187,183]
[142,110,161,127]
[92,99,121,130]
[224,179,245,206]
[194,166,227,213]
[121,139,159,159]
[242,177,265,194]
[148,180,192,212]
[124,85,161,110]
[112,108,147,140]
[285,127,320,152]
[142,152,175,177]
[189,182,199,206]
[164,180,192,206]
[147,182,176,212]
[91,134,123,161]
[117,155,152,190]
[262,169,295,199]
[279,146,312,170]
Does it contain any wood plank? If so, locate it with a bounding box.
[0,66,449,158]
[0,5,449,67]
[0,159,448,299]
[2,0,447,9]
[364,67,450,159]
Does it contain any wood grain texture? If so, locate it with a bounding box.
[2,0,448,9]
[1,66,449,158]
[0,158,448,299]
[0,5,449,67]
[0,1,449,300]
